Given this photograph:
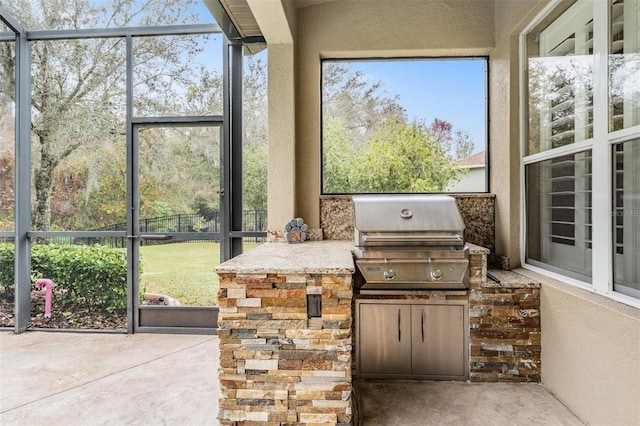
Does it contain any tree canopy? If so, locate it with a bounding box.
[0,3,478,233]
[0,0,268,233]
[322,61,474,194]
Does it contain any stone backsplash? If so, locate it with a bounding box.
[320,194,495,252]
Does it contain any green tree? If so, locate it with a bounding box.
[352,120,461,193]
[241,55,268,211]
[0,36,14,230]
[322,62,472,194]
[322,62,406,149]
[322,116,356,193]
[0,155,13,230]
[243,142,267,210]
[184,53,268,213]
[0,0,204,232]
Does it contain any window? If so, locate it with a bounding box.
[609,0,640,131]
[613,138,640,298]
[527,1,594,155]
[526,151,592,281]
[524,0,640,304]
[321,58,488,194]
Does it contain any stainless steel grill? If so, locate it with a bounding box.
[353,195,469,290]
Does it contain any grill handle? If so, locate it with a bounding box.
[362,234,462,243]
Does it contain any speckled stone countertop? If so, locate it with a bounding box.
[216,241,490,276]
[215,241,355,274]
[485,269,541,288]
[467,242,490,255]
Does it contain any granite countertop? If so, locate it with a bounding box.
[467,242,490,255]
[215,240,355,275]
[215,240,490,275]
[485,269,541,288]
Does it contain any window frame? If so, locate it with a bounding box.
[612,138,640,299]
[520,0,640,308]
[319,56,490,196]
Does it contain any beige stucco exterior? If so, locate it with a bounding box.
[261,0,524,265]
[249,0,298,236]
[248,1,640,424]
[519,268,640,426]
[492,0,540,269]
[294,0,496,228]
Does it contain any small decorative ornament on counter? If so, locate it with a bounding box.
[284,217,308,243]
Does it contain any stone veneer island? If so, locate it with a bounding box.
[215,241,355,425]
[215,240,541,425]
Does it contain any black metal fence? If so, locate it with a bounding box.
[95,210,267,247]
[13,210,266,248]
[1,211,268,248]
[98,213,221,234]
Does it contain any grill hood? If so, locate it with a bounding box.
[353,195,465,247]
[352,195,469,290]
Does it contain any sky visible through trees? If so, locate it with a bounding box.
[0,1,488,231]
[322,58,487,194]
[349,58,487,155]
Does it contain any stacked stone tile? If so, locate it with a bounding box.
[468,255,541,382]
[215,240,542,426]
[217,271,353,425]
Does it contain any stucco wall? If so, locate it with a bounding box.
[285,0,540,269]
[294,0,496,228]
[491,0,546,268]
[517,269,640,426]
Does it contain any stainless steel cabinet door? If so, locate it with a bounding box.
[411,305,465,376]
[358,303,412,375]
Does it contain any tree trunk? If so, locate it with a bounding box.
[33,134,54,233]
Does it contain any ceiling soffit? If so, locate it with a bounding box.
[214,0,336,40]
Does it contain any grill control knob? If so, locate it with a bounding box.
[431,269,443,280]
[400,209,413,219]
[384,269,396,280]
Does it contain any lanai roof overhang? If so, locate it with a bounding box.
[206,0,335,50]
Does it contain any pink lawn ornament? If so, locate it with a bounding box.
[35,278,54,318]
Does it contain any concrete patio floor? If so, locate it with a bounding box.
[0,331,583,425]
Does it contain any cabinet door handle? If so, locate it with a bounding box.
[421,309,426,342]
[398,309,401,342]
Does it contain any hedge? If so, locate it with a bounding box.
[0,243,128,315]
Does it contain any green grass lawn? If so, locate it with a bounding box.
[139,242,260,306]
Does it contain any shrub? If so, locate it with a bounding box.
[0,243,128,315]
[0,243,14,293]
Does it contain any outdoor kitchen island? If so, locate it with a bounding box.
[215,240,356,425]
[215,239,540,425]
